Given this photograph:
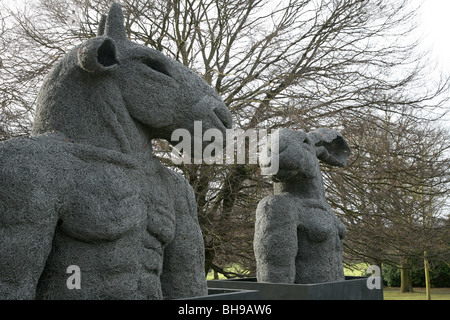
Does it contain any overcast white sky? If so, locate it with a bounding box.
[416,0,450,127]
[3,0,449,65]
[419,0,450,71]
[3,0,449,69]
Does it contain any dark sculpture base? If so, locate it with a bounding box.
[206,276,383,300]
[179,288,260,300]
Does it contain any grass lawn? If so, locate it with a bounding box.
[207,264,248,280]
[344,263,371,276]
[207,262,372,279]
[383,287,450,300]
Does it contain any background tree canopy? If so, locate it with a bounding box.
[1,0,449,284]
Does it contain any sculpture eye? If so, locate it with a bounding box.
[142,57,171,77]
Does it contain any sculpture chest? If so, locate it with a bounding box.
[294,199,346,245]
[34,140,178,299]
[57,151,176,246]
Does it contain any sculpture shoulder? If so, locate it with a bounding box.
[0,134,66,223]
[0,133,71,196]
[256,193,297,222]
[0,133,68,166]
[256,193,295,212]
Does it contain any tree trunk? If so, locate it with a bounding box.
[424,252,431,300]
[204,246,215,276]
[400,259,414,293]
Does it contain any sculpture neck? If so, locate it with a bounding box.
[273,176,326,200]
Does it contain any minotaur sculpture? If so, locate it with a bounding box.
[0,3,232,299]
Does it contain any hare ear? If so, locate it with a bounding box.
[97,14,107,36]
[77,36,119,73]
[104,2,127,41]
[308,128,351,167]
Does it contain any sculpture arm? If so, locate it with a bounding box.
[254,195,298,283]
[160,174,208,299]
[0,141,59,299]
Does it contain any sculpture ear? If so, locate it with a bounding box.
[307,128,351,167]
[77,36,119,73]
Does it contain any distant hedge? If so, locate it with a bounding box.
[382,262,450,287]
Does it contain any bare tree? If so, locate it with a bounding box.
[1,0,449,276]
[328,110,450,292]
[0,6,33,140]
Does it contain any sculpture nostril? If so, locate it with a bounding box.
[303,137,310,145]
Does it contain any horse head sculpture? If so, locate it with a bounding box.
[33,3,232,154]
